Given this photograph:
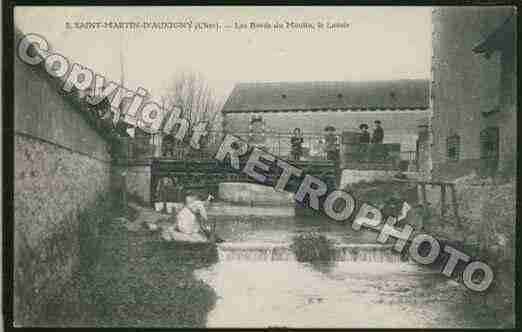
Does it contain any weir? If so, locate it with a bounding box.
[217,242,405,263]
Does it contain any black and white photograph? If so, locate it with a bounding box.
[6,5,517,328]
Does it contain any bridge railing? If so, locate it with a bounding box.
[118,131,341,161]
[234,132,335,161]
[400,150,418,171]
[116,131,418,169]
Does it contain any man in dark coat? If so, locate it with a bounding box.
[371,120,384,144]
[323,125,339,161]
[358,123,370,158]
[290,128,304,161]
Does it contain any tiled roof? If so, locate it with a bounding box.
[222,79,430,113]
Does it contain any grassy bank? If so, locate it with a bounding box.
[34,196,218,327]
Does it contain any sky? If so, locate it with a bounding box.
[15,6,432,104]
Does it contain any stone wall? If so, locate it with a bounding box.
[14,38,112,325]
[424,180,515,317]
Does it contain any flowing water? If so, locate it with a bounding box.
[193,206,503,328]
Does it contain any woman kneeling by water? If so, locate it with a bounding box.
[147,193,223,243]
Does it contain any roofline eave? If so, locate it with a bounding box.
[222,107,431,114]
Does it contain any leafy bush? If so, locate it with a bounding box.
[290,232,335,262]
[341,180,418,219]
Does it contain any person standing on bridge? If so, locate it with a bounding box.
[323,125,339,161]
[290,128,304,161]
[359,123,371,144]
[370,120,385,160]
[358,123,371,158]
[371,120,384,144]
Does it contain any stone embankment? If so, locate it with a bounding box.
[425,179,515,324]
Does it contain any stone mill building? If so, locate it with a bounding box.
[221,80,431,160]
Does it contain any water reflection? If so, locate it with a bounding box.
[195,261,477,328]
[193,209,502,328]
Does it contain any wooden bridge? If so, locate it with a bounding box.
[150,157,338,203]
[114,132,417,204]
[113,133,341,203]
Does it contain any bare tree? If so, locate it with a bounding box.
[162,70,222,130]
[161,70,224,157]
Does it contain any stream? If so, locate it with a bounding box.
[192,205,503,328]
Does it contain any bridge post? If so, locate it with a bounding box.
[440,184,447,216]
[118,160,153,207]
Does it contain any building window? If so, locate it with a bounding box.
[480,127,499,167]
[446,134,460,162]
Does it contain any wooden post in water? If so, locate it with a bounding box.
[278,133,281,157]
[420,183,427,214]
[449,184,461,223]
[440,184,446,216]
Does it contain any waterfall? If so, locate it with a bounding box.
[332,244,404,263]
[217,243,296,261]
[217,243,405,263]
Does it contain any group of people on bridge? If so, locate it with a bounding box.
[290,120,385,161]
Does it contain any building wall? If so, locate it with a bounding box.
[483,40,517,171]
[431,7,514,179]
[224,110,429,156]
[14,49,112,324]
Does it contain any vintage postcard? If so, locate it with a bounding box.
[9,5,516,328]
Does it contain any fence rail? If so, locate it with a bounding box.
[116,131,417,169]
